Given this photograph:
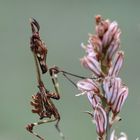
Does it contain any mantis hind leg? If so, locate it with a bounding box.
[26,118,56,140]
[54,115,65,140]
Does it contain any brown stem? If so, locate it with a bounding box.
[105,109,110,140]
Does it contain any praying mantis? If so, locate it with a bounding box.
[26,18,64,140]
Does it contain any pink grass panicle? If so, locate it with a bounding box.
[77,15,129,140]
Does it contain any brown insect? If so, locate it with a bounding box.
[26,18,64,140]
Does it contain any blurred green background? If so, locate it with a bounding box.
[0,0,140,140]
